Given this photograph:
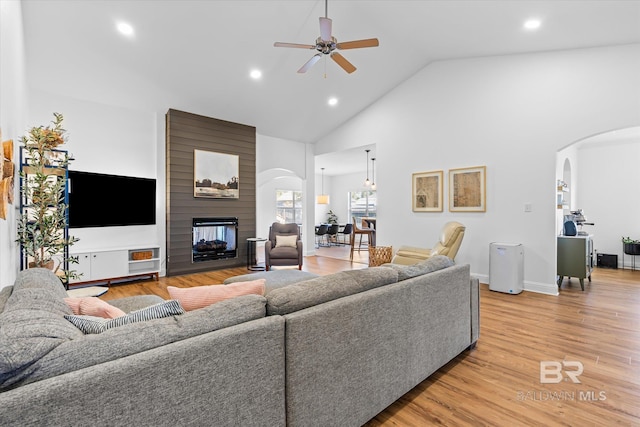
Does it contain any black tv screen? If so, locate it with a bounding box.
[68,170,156,228]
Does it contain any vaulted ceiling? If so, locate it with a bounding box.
[21,1,640,174]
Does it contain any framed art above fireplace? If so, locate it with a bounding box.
[194,149,239,199]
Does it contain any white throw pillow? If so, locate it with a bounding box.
[275,234,298,248]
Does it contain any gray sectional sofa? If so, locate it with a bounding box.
[0,257,479,426]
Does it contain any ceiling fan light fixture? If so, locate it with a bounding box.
[273,0,379,74]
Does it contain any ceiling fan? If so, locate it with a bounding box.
[273,0,379,74]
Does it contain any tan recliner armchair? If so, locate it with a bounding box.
[391,221,465,265]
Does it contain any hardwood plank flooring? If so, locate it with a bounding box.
[101,255,640,426]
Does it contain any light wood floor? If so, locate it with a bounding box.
[101,253,640,426]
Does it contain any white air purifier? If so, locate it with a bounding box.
[489,242,524,294]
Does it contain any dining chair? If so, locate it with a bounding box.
[338,223,352,245]
[326,223,340,246]
[315,224,329,248]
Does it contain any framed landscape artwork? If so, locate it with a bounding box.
[449,166,486,212]
[193,149,239,199]
[412,170,443,212]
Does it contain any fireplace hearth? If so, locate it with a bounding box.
[192,217,238,262]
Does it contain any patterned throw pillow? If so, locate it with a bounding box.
[64,300,185,334]
[167,279,265,311]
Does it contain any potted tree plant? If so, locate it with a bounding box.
[16,113,79,282]
[622,236,640,256]
[327,209,338,225]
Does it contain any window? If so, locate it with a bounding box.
[276,190,303,224]
[348,190,376,224]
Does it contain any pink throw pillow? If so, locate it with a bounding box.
[64,297,126,319]
[167,279,266,311]
[64,297,82,315]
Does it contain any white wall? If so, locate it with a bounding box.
[315,44,640,294]
[27,91,164,272]
[577,137,640,267]
[0,0,28,287]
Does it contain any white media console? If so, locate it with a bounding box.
[69,245,161,286]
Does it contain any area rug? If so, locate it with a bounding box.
[66,286,109,298]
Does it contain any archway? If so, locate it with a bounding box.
[556,126,640,268]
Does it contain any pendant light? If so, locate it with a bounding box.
[364,149,371,186]
[371,157,376,190]
[317,167,330,204]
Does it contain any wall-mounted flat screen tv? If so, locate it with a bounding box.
[68,170,156,228]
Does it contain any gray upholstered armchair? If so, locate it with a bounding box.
[264,222,303,271]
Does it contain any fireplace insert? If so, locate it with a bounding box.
[192,217,238,262]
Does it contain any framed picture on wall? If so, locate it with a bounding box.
[194,149,239,198]
[449,166,486,212]
[412,170,443,212]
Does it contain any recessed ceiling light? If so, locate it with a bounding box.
[116,21,134,37]
[523,19,542,31]
[328,97,338,106]
[250,69,262,80]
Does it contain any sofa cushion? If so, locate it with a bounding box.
[167,279,265,311]
[268,246,299,259]
[0,269,83,389]
[106,294,166,313]
[20,294,268,389]
[383,255,454,281]
[266,267,398,316]
[0,286,12,314]
[64,297,127,318]
[64,300,185,334]
[224,270,318,293]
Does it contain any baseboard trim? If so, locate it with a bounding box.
[472,273,558,296]
[524,281,559,296]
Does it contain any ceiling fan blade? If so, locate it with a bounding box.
[336,38,379,50]
[274,42,315,49]
[319,17,332,42]
[298,54,322,73]
[330,52,356,74]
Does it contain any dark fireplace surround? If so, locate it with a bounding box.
[166,109,256,276]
